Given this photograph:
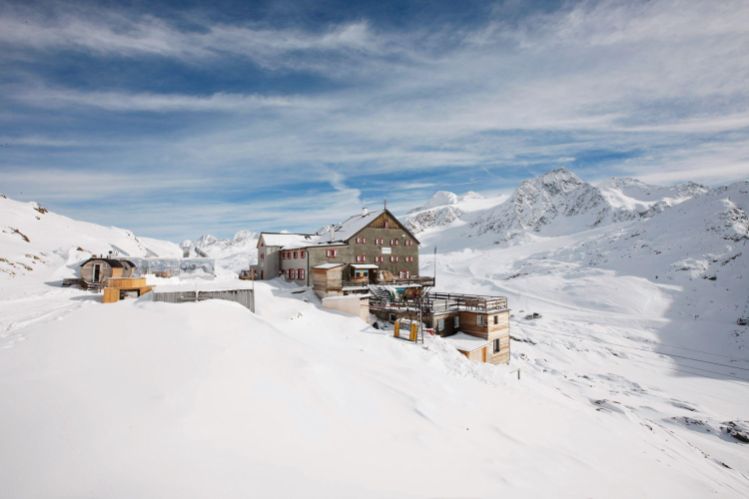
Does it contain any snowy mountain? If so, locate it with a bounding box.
[0,195,180,285]
[597,176,709,218]
[405,190,506,234]
[2,175,749,498]
[470,168,613,239]
[406,168,711,246]
[181,230,258,275]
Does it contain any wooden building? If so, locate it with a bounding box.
[254,208,433,296]
[102,277,152,304]
[79,257,136,289]
[371,292,511,364]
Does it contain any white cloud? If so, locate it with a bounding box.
[0,6,383,71]
[8,86,318,112]
[2,0,749,237]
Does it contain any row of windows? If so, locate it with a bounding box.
[325,249,417,261]
[355,255,416,263]
[357,236,415,246]
[286,268,306,280]
[282,250,305,260]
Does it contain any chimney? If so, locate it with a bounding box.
[362,207,369,216]
[329,226,335,242]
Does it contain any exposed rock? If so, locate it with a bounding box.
[721,421,749,443]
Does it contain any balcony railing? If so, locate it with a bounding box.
[422,292,508,313]
[342,276,436,289]
[370,291,509,316]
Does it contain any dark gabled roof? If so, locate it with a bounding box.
[342,208,420,245]
[79,257,136,268]
[257,208,420,250]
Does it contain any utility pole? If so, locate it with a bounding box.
[433,246,437,284]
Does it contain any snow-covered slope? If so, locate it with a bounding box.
[405,190,506,234]
[180,230,258,276]
[0,196,180,287]
[1,176,748,498]
[597,177,709,213]
[406,169,710,247]
[471,168,613,239]
[2,280,748,498]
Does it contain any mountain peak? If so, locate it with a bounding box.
[520,168,585,194]
[424,191,459,208]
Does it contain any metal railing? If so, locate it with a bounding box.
[422,292,508,313]
[342,276,436,289]
[370,291,508,316]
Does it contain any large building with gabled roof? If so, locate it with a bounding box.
[253,208,428,293]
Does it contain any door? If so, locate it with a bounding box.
[93,264,101,282]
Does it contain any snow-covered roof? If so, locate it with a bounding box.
[351,264,379,269]
[313,262,344,270]
[327,209,383,241]
[259,208,417,250]
[443,332,488,352]
[260,233,314,247]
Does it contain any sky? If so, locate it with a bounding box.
[1,0,748,241]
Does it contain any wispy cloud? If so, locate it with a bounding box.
[8,86,317,112]
[1,0,748,239]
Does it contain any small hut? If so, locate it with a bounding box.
[311,262,344,297]
[79,257,136,289]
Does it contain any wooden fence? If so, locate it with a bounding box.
[152,289,254,312]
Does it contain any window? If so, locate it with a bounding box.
[298,269,305,280]
[389,255,399,263]
[437,319,445,331]
[384,220,390,228]
[326,249,338,258]
[478,315,487,326]
[356,255,367,263]
[399,270,410,278]
[404,256,414,263]
[494,315,499,325]
[300,250,305,258]
[390,238,400,246]
[453,316,460,328]
[287,269,293,279]
[374,256,384,263]
[293,251,298,259]
[405,239,413,247]
[355,236,367,244]
[375,237,384,245]
[493,338,501,354]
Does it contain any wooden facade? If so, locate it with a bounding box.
[311,264,344,297]
[102,277,152,304]
[79,257,136,289]
[372,292,511,365]
[256,209,424,290]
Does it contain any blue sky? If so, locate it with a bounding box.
[1,0,748,241]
